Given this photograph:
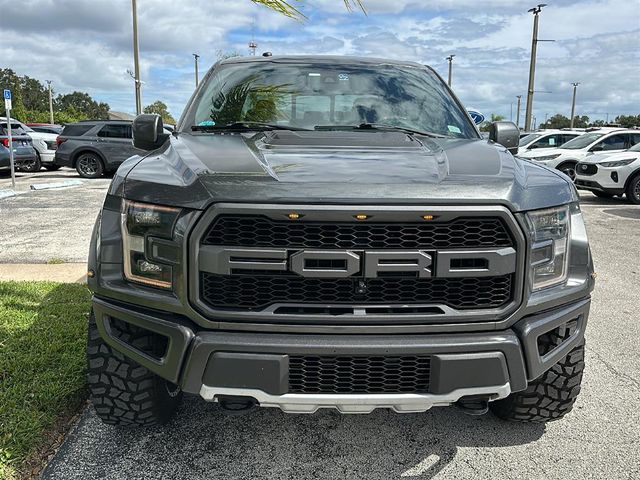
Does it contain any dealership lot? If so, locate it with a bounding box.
[1,171,637,479]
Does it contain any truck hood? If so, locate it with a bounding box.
[115,130,576,211]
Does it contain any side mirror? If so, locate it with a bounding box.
[132,114,168,150]
[489,121,520,155]
[590,144,604,152]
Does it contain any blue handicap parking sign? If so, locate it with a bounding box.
[3,89,11,100]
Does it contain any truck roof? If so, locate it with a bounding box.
[217,55,428,70]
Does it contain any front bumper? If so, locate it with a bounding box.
[91,295,591,414]
[575,164,627,194]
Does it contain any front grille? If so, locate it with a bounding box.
[577,163,598,176]
[202,215,513,249]
[288,355,431,394]
[200,273,513,310]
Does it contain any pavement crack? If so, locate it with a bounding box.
[586,345,640,390]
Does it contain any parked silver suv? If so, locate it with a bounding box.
[54,121,143,178]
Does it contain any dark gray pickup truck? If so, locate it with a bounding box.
[86,56,594,426]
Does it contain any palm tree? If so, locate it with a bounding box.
[251,0,365,19]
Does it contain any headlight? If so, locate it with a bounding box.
[532,154,561,161]
[600,158,636,168]
[526,205,570,290]
[121,200,181,289]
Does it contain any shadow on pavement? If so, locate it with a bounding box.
[43,395,545,480]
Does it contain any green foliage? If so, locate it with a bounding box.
[0,68,109,124]
[615,115,640,128]
[0,282,91,479]
[479,114,505,132]
[143,100,176,124]
[251,0,365,19]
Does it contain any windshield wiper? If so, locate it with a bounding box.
[191,122,311,132]
[314,123,445,138]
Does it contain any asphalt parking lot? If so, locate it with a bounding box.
[1,170,639,479]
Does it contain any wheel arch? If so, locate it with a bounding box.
[623,167,640,191]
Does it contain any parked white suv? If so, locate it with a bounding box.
[517,129,583,156]
[518,128,640,180]
[0,117,59,172]
[575,143,640,203]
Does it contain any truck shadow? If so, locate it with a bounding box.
[45,395,545,480]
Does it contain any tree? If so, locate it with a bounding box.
[143,101,176,124]
[615,115,640,128]
[20,76,49,112]
[539,114,571,130]
[54,92,109,120]
[479,114,505,132]
[0,68,27,121]
[251,0,365,18]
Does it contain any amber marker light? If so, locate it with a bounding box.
[355,214,369,220]
[422,215,436,221]
[287,213,302,220]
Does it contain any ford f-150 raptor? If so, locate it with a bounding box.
[86,56,594,426]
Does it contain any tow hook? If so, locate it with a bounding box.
[217,395,259,416]
[455,395,490,416]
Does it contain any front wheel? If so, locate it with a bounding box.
[625,174,640,205]
[87,312,183,426]
[557,162,577,181]
[490,341,585,423]
[76,153,104,178]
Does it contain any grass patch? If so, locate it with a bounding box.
[46,259,65,265]
[0,281,91,480]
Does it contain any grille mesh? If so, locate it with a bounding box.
[200,273,513,310]
[202,215,513,249]
[288,355,431,394]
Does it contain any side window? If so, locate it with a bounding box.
[98,124,132,139]
[629,134,640,147]
[531,135,559,149]
[596,134,627,151]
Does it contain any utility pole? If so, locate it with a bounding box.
[524,4,549,132]
[516,95,522,128]
[569,82,579,128]
[446,55,455,87]
[193,53,200,87]
[46,80,54,124]
[510,103,513,122]
[131,0,142,115]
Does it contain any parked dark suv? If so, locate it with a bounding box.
[0,127,38,173]
[54,121,142,178]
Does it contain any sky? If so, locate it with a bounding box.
[2,0,639,125]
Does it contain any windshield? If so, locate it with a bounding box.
[184,61,478,138]
[519,133,543,146]
[560,132,605,149]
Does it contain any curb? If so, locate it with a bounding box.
[0,263,87,283]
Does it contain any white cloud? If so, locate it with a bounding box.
[0,0,637,121]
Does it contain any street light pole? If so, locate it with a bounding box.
[570,82,580,128]
[516,95,522,128]
[193,53,200,87]
[446,55,455,87]
[524,4,547,132]
[131,0,142,115]
[46,80,54,124]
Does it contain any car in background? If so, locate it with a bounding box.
[517,128,640,180]
[517,129,583,156]
[0,132,38,173]
[0,117,58,171]
[27,123,64,135]
[575,143,640,204]
[54,120,143,178]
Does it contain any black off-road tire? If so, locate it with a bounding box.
[87,312,183,426]
[490,341,585,423]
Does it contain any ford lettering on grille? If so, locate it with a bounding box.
[199,246,516,279]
